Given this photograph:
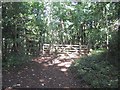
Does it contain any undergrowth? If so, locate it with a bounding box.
[2,52,31,69]
[70,50,118,88]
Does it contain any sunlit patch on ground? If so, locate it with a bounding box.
[53,59,61,64]
[60,68,68,72]
[2,52,90,88]
[39,79,45,82]
[57,62,72,68]
[43,63,49,67]
[31,53,80,75]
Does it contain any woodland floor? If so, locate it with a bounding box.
[2,53,91,88]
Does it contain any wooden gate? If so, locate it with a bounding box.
[43,44,89,56]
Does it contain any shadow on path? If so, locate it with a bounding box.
[2,53,90,88]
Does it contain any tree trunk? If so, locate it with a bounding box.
[80,23,84,45]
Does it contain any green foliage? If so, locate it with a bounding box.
[2,52,31,68]
[71,50,118,88]
[2,2,119,70]
[107,21,119,67]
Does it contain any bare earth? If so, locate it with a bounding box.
[2,54,90,88]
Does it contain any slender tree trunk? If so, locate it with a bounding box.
[83,23,86,44]
[60,19,64,44]
[3,38,7,61]
[12,27,19,53]
[80,23,84,45]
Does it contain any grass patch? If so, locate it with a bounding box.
[70,50,118,88]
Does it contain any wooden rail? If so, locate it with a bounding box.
[43,44,89,55]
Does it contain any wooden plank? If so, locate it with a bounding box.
[42,44,90,55]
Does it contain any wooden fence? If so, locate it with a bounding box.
[43,44,90,55]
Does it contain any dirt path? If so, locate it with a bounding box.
[2,54,90,88]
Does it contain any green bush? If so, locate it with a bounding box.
[2,52,30,68]
[71,50,118,88]
[108,31,119,67]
